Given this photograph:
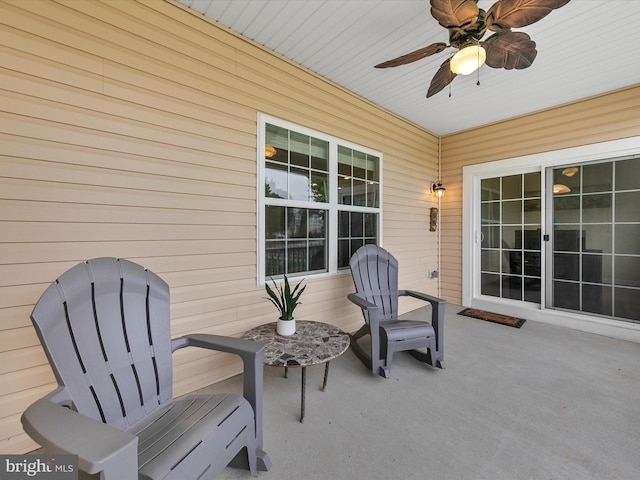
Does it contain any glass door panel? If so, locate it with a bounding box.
[480,172,542,303]
[549,158,640,322]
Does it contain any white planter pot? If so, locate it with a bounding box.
[277,318,296,336]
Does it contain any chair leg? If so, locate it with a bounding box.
[425,337,445,369]
[350,324,395,378]
[426,350,445,369]
[256,449,271,472]
[350,325,384,376]
[229,421,258,476]
[247,445,257,477]
[380,329,392,379]
[405,337,445,369]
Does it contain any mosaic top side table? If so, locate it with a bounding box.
[242,320,350,423]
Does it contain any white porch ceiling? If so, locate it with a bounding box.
[176,0,640,136]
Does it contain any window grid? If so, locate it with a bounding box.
[260,115,381,281]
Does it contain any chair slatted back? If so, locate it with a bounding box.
[31,258,173,429]
[349,245,400,322]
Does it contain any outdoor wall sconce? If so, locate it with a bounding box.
[431,181,446,198]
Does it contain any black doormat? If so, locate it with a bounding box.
[458,308,526,328]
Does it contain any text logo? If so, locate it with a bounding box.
[0,455,77,479]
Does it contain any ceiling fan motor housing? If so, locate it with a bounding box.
[449,8,487,49]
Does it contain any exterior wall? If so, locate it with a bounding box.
[0,0,440,453]
[439,85,640,304]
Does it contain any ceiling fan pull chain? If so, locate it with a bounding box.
[476,46,481,87]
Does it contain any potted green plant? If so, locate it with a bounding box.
[265,274,306,336]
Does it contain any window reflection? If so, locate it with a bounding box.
[337,211,378,269]
[311,173,328,202]
[337,145,379,208]
[265,123,329,204]
[289,167,311,201]
[265,163,288,199]
[265,207,327,277]
[265,206,285,239]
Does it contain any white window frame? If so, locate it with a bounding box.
[257,113,383,284]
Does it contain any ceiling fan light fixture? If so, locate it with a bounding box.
[553,184,571,194]
[265,144,277,158]
[450,45,486,75]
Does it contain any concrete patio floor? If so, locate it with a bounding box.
[202,304,640,480]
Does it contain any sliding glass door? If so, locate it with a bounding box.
[474,157,639,324]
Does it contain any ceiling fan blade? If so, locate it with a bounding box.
[374,43,449,68]
[483,31,537,69]
[430,0,479,29]
[485,0,571,31]
[426,58,457,98]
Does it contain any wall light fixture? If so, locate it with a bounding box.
[431,181,446,198]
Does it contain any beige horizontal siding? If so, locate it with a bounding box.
[440,85,640,304]
[0,0,439,453]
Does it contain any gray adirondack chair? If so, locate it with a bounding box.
[21,258,271,479]
[348,245,446,378]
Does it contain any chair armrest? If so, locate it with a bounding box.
[171,333,265,416]
[21,387,138,477]
[401,290,446,366]
[172,334,267,458]
[171,333,264,356]
[347,292,382,329]
[347,292,379,312]
[401,290,446,328]
[401,290,445,306]
[171,333,265,403]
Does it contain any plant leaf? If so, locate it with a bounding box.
[283,275,292,303]
[290,278,305,297]
[291,284,306,305]
[265,278,285,315]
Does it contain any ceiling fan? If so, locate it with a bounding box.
[375,0,571,97]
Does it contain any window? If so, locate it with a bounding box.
[259,115,381,281]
